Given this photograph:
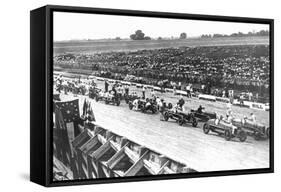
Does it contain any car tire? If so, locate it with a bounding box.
[266,127,270,138]
[192,118,198,127]
[129,102,133,110]
[238,130,247,142]
[203,123,210,134]
[224,129,232,141]
[178,118,184,126]
[254,132,261,140]
[116,100,120,106]
[164,112,169,121]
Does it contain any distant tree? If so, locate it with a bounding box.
[180,32,187,39]
[157,37,163,40]
[130,34,137,40]
[144,36,151,40]
[130,30,150,40]
[200,29,269,39]
[201,34,212,38]
[257,30,269,36]
[115,37,121,40]
[213,33,224,38]
[135,30,145,40]
[247,31,253,36]
[238,32,244,37]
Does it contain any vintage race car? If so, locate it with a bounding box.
[78,85,87,95]
[203,119,247,142]
[162,110,198,127]
[88,87,101,99]
[128,99,158,114]
[95,91,121,106]
[124,94,140,104]
[232,118,269,140]
[190,109,217,122]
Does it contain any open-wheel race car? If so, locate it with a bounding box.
[124,94,140,104]
[78,84,87,95]
[232,118,269,140]
[88,86,101,99]
[203,119,247,142]
[190,108,217,122]
[128,99,158,114]
[95,91,121,106]
[162,109,198,127]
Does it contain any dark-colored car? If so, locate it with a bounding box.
[190,109,217,122]
[232,119,269,140]
[162,109,198,127]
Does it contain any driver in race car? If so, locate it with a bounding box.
[178,96,185,108]
[225,108,237,134]
[145,98,152,111]
[197,105,205,113]
[248,112,257,123]
[172,103,182,113]
[159,99,165,121]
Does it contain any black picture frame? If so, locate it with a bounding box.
[30,5,274,187]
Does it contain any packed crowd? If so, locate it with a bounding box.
[54,45,270,100]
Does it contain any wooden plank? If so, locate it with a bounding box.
[89,136,113,160]
[107,142,129,169]
[124,147,139,163]
[72,129,93,149]
[79,136,99,155]
[53,156,74,179]
[124,150,148,177]
[157,160,170,175]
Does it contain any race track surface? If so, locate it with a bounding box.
[59,90,270,172]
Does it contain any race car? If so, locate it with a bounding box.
[95,91,121,106]
[162,109,198,127]
[128,99,158,114]
[124,93,140,104]
[78,84,87,95]
[232,118,269,140]
[203,119,247,142]
[88,86,101,99]
[190,108,217,122]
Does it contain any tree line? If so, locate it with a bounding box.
[201,29,269,38]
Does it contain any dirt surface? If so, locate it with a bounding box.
[58,79,270,172]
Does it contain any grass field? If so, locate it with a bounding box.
[54,36,269,54]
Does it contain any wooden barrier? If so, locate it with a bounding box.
[53,119,196,180]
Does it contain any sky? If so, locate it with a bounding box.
[54,12,269,41]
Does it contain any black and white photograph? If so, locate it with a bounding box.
[52,10,272,182]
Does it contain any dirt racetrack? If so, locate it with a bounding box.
[58,79,270,172]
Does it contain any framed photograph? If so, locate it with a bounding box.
[30,5,274,187]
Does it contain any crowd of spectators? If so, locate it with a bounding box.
[54,45,270,99]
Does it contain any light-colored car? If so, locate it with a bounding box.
[203,119,247,142]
